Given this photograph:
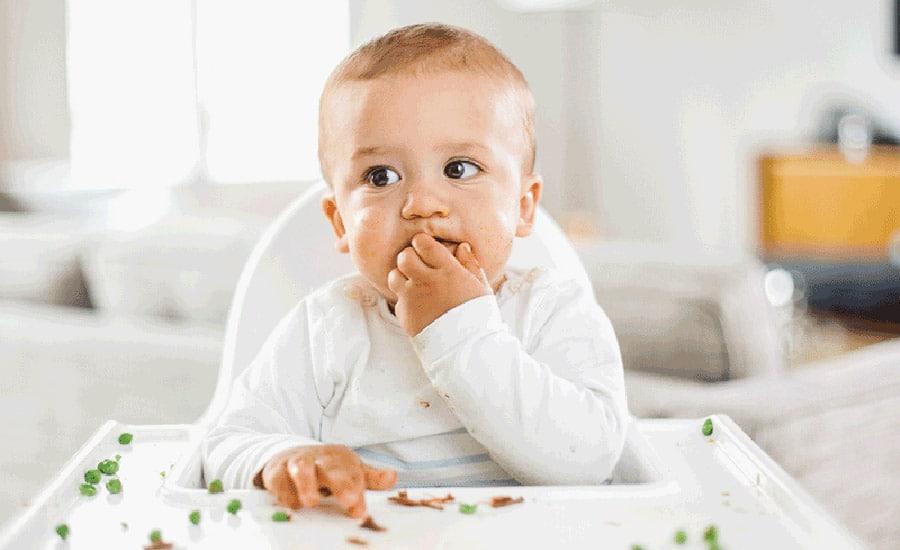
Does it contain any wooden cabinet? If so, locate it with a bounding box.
[758,146,900,260]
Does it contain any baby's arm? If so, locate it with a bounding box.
[202,304,396,516]
[410,270,628,485]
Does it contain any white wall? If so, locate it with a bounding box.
[2,0,899,252]
[594,0,900,250]
[0,0,69,162]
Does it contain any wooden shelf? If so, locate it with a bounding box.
[758,146,900,261]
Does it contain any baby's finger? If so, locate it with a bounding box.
[396,246,429,277]
[346,499,368,519]
[363,463,398,490]
[271,463,301,509]
[318,464,366,517]
[287,455,319,509]
[387,268,407,294]
[456,243,489,285]
[411,233,452,268]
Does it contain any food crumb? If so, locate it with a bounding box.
[346,535,368,545]
[489,496,524,508]
[272,511,291,522]
[118,433,133,445]
[55,524,69,541]
[674,529,688,544]
[97,459,119,475]
[458,503,477,514]
[189,510,201,525]
[360,516,386,531]
[388,490,454,510]
[419,400,430,408]
[226,498,242,515]
[702,417,714,436]
[144,529,173,549]
[106,478,122,494]
[208,479,224,493]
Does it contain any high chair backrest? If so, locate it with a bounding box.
[199,180,592,426]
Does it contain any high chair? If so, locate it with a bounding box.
[0,181,863,549]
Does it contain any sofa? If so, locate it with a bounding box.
[1,183,897,548]
[576,240,900,550]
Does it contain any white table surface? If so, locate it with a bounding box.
[0,415,864,549]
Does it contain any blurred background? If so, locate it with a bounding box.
[1,0,898,548]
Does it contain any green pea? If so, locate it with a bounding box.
[674,529,688,544]
[458,503,478,514]
[704,524,718,543]
[149,529,162,543]
[106,478,122,494]
[702,417,714,437]
[84,469,101,484]
[98,459,119,475]
[189,510,201,525]
[207,479,224,493]
[55,523,69,540]
[227,498,242,514]
[118,433,133,445]
[115,454,121,462]
[271,511,290,522]
[79,483,97,496]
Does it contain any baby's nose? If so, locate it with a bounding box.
[400,180,449,219]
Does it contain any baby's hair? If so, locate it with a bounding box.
[318,23,536,176]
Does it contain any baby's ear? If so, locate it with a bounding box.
[515,177,542,237]
[321,194,350,253]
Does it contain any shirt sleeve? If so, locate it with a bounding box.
[201,303,326,490]
[411,275,628,485]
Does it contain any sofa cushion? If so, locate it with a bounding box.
[81,215,265,324]
[578,240,786,381]
[0,213,92,307]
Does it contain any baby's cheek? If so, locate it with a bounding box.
[351,212,391,256]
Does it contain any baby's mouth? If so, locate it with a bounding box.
[434,237,460,254]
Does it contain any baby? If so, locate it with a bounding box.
[203,22,628,519]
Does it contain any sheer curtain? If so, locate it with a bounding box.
[66,0,349,190]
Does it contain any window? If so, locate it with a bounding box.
[66,0,349,190]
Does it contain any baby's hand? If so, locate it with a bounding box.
[388,233,492,336]
[256,445,397,518]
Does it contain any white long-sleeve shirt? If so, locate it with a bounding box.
[202,267,628,489]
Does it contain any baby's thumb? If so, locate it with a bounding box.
[457,243,489,286]
[363,463,397,490]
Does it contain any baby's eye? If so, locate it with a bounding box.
[365,166,401,187]
[443,160,480,180]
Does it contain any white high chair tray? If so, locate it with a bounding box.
[0,415,862,549]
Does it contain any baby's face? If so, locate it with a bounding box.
[321,71,541,304]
